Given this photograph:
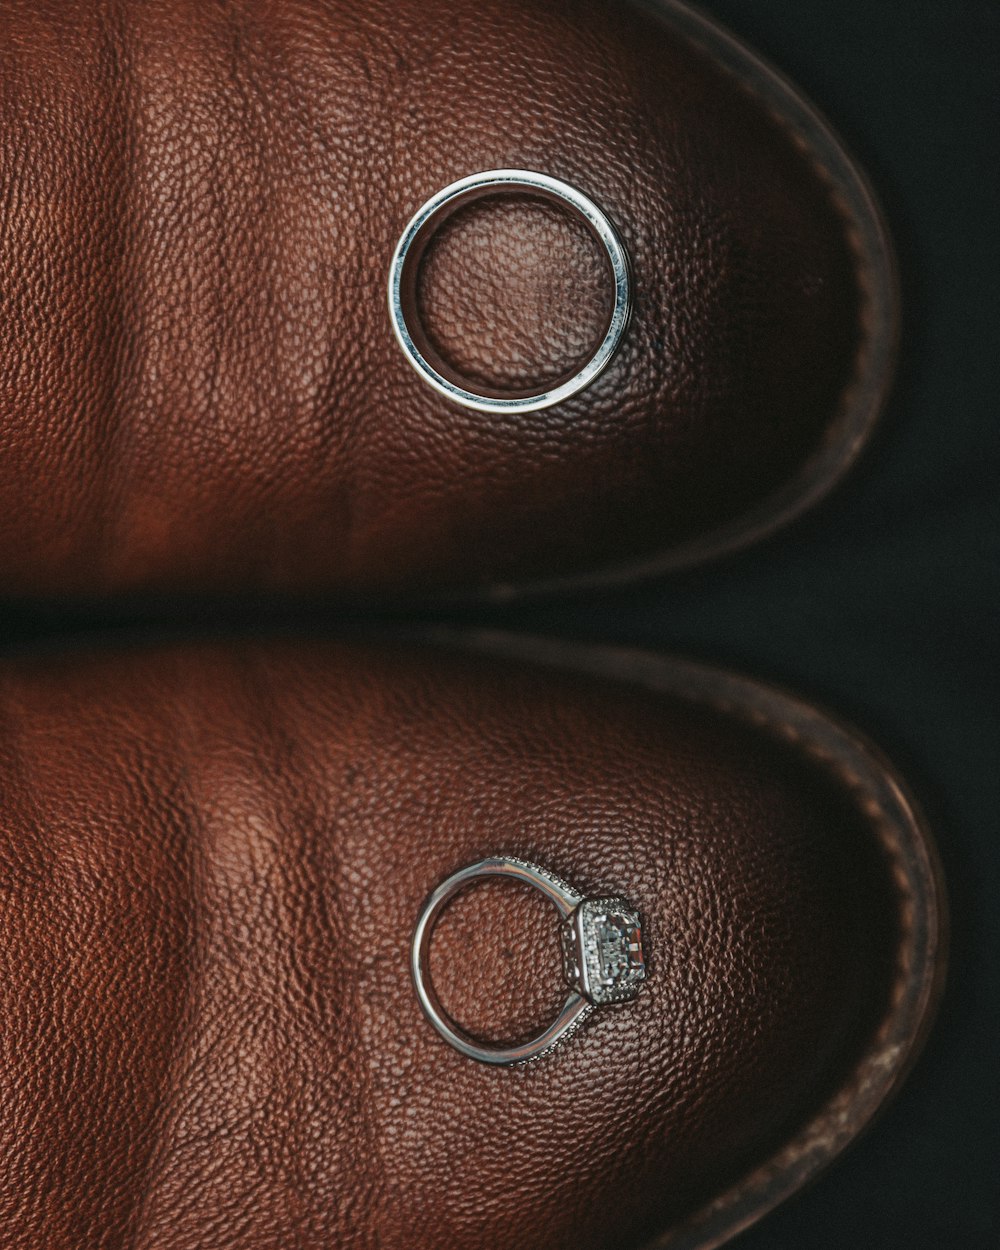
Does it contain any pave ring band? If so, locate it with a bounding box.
[411,856,646,1066]
[388,170,633,415]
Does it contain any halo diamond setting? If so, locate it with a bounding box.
[412,856,647,1064]
[561,898,646,1006]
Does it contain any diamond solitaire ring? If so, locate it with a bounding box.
[411,856,646,1065]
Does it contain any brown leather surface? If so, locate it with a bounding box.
[0,0,860,599]
[0,639,900,1249]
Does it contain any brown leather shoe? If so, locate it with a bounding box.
[0,0,895,602]
[0,634,943,1249]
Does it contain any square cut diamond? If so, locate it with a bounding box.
[562,897,646,1006]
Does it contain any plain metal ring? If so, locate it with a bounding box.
[387,170,633,415]
[411,856,647,1066]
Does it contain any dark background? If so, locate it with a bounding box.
[1,1,997,1246]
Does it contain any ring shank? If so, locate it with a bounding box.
[388,170,633,415]
[411,857,592,1066]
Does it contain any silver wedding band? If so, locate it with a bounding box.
[411,856,646,1066]
[388,170,633,415]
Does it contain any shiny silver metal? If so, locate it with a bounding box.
[411,855,646,1066]
[388,170,632,415]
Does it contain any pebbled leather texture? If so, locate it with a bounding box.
[0,639,902,1249]
[0,0,861,599]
